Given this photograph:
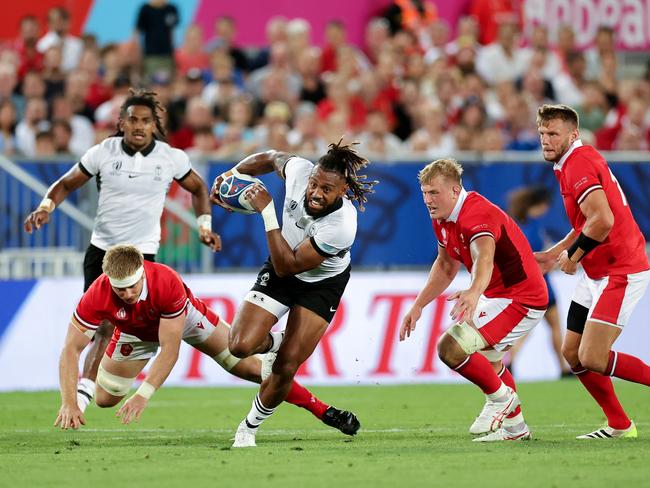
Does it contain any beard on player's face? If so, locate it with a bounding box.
[304,191,341,217]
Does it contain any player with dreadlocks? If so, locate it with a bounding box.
[210,141,377,447]
[25,88,221,413]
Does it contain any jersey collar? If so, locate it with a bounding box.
[553,139,583,171]
[445,187,468,223]
[121,138,156,157]
[138,275,149,302]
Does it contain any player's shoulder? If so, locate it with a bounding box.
[84,136,121,158]
[285,155,314,174]
[567,144,606,169]
[144,261,180,284]
[153,140,189,161]
[464,191,499,215]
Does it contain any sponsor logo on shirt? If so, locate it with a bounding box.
[154,165,162,181]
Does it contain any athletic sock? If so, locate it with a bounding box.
[573,367,631,430]
[606,351,650,386]
[77,378,96,412]
[244,393,276,430]
[498,366,522,419]
[454,353,503,395]
[285,381,329,419]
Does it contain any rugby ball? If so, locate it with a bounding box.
[218,173,265,215]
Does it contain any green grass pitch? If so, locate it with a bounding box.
[1,381,649,488]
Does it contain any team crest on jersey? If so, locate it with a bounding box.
[116,308,127,320]
[110,160,123,175]
[259,272,270,286]
[154,165,162,181]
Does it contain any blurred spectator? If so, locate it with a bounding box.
[286,18,312,69]
[37,7,83,72]
[202,53,242,115]
[0,63,23,116]
[613,97,650,150]
[248,42,301,101]
[552,50,587,106]
[175,24,210,76]
[248,16,288,71]
[586,26,622,81]
[207,16,249,73]
[469,0,520,45]
[356,109,404,158]
[16,97,48,156]
[575,82,608,132]
[520,69,554,116]
[13,15,44,79]
[64,70,94,121]
[287,102,326,155]
[42,46,66,99]
[0,100,18,155]
[554,24,576,72]
[169,96,213,150]
[253,100,292,146]
[423,20,449,64]
[528,25,562,79]
[297,47,325,105]
[266,122,291,151]
[476,125,505,151]
[135,0,179,79]
[501,93,539,150]
[406,103,455,157]
[446,16,479,56]
[51,119,74,156]
[34,128,55,156]
[391,78,420,140]
[185,125,217,161]
[50,95,94,157]
[364,17,391,66]
[317,75,366,133]
[20,71,46,117]
[94,75,131,127]
[320,20,369,75]
[476,18,531,85]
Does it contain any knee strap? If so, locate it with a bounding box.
[445,322,487,355]
[213,348,241,371]
[96,365,136,397]
[567,301,589,334]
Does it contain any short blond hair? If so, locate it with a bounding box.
[102,244,144,279]
[418,158,463,185]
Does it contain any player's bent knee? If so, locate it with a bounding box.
[561,342,580,366]
[577,349,608,374]
[443,322,486,356]
[270,358,300,381]
[96,364,135,399]
[212,348,241,371]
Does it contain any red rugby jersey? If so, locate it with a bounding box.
[553,141,649,279]
[433,190,548,308]
[73,261,208,341]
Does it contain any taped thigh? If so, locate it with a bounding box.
[445,322,487,355]
[213,348,241,371]
[96,364,136,397]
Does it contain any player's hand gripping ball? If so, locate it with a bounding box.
[218,173,266,214]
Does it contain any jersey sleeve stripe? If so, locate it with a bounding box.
[174,169,192,182]
[437,241,445,248]
[469,231,495,243]
[576,184,603,204]
[78,162,93,177]
[309,236,337,257]
[160,299,189,318]
[73,311,99,330]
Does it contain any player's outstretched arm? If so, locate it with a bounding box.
[535,228,576,273]
[55,321,92,430]
[24,165,91,233]
[400,247,460,341]
[178,169,222,252]
[116,314,184,424]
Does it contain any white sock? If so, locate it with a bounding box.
[503,412,526,432]
[486,382,509,402]
[244,394,275,430]
[267,330,284,354]
[77,378,96,412]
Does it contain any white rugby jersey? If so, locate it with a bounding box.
[281,157,357,282]
[79,137,192,254]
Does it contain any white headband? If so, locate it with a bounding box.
[108,265,144,288]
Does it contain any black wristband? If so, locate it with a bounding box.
[566,232,601,262]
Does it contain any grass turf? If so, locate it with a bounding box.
[1,380,649,488]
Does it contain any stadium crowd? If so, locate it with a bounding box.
[0,2,649,162]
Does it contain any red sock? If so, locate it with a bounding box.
[574,367,631,430]
[454,353,502,395]
[285,381,329,419]
[498,366,522,418]
[606,351,650,386]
